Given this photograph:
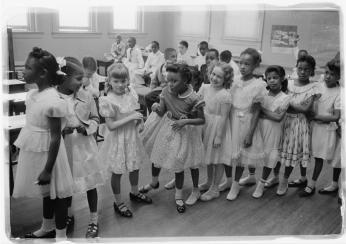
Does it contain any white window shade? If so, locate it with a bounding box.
[224,6,264,41]
[7,8,35,32]
[179,6,209,36]
[113,6,138,30]
[56,6,91,32]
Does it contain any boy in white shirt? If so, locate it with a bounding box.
[220,50,241,77]
[123,37,144,84]
[111,35,126,62]
[194,41,208,71]
[133,41,165,85]
[177,40,194,66]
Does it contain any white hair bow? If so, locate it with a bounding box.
[56,57,67,76]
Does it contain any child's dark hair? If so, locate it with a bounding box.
[296,54,316,77]
[166,63,192,84]
[190,66,202,92]
[152,41,160,48]
[179,40,188,48]
[164,48,176,59]
[265,65,288,92]
[28,47,62,86]
[298,49,308,59]
[82,56,97,72]
[199,41,208,48]
[220,50,232,63]
[326,58,341,78]
[208,48,219,59]
[60,57,83,77]
[240,48,262,66]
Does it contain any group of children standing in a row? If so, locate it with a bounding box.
[11,44,342,240]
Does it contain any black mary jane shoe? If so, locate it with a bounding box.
[24,230,56,239]
[139,182,160,194]
[85,223,99,238]
[113,202,133,218]
[299,186,316,197]
[129,192,153,204]
[176,199,186,214]
[288,179,308,188]
[318,187,339,195]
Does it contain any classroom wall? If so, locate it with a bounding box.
[11,6,167,63]
[10,6,340,68]
[167,7,340,68]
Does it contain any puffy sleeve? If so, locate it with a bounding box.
[24,89,37,106]
[252,79,268,103]
[99,96,116,118]
[45,97,67,118]
[334,92,341,110]
[275,94,291,114]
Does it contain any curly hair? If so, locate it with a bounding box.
[212,62,234,89]
[28,47,62,86]
[166,63,192,84]
[265,65,288,92]
[240,48,262,66]
[296,54,316,77]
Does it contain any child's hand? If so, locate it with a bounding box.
[243,133,253,148]
[62,127,75,136]
[171,120,186,131]
[213,136,221,148]
[36,169,51,185]
[76,126,87,136]
[129,112,143,122]
[137,121,144,133]
[151,103,160,113]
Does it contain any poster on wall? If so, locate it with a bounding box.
[271,25,298,54]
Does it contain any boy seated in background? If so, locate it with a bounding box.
[177,40,194,66]
[220,50,241,77]
[82,56,106,98]
[144,48,177,113]
[123,37,145,85]
[133,41,165,86]
[194,41,209,71]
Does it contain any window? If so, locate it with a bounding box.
[179,5,210,37]
[54,6,97,33]
[7,7,36,32]
[112,5,141,32]
[224,5,264,41]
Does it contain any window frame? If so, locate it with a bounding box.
[51,6,100,37]
[7,7,38,33]
[109,6,144,34]
[222,8,265,42]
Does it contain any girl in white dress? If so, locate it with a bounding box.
[12,47,74,239]
[277,55,320,196]
[197,63,233,202]
[98,63,152,218]
[250,66,290,198]
[57,57,107,237]
[299,59,341,197]
[227,48,268,200]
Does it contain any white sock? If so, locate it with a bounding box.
[114,194,122,204]
[55,228,67,239]
[33,218,55,236]
[175,188,183,200]
[90,212,98,225]
[131,185,139,195]
[332,181,339,188]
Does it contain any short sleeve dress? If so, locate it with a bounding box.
[12,88,74,199]
[198,84,232,165]
[251,91,290,168]
[311,82,340,160]
[144,86,205,172]
[97,87,150,174]
[61,92,107,193]
[281,79,320,167]
[229,76,268,166]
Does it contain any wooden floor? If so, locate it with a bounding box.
[9,160,343,240]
